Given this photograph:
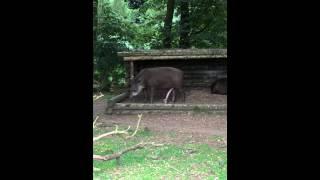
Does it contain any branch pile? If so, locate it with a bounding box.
[93,114,163,163]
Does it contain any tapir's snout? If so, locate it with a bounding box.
[129,91,139,99]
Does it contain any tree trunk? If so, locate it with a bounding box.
[179,0,190,48]
[93,0,97,50]
[163,0,175,48]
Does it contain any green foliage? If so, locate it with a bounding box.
[94,0,130,91]
[93,0,227,91]
[188,0,227,48]
[94,40,125,91]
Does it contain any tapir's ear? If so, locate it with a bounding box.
[137,76,144,83]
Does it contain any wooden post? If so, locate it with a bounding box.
[130,61,134,80]
[124,63,131,88]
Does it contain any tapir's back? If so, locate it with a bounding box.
[143,67,184,88]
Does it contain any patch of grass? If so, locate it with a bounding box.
[93,127,107,137]
[136,127,153,137]
[191,107,227,116]
[210,135,225,142]
[168,131,177,138]
[93,129,227,180]
[192,106,212,114]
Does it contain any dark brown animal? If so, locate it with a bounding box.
[129,67,185,103]
[211,78,227,95]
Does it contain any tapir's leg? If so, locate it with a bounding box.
[211,83,215,94]
[211,80,217,94]
[171,89,176,103]
[178,88,185,103]
[211,84,214,93]
[143,88,148,102]
[150,87,155,104]
[131,94,136,102]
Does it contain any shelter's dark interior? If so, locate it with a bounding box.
[129,58,227,87]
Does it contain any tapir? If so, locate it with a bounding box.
[129,67,185,103]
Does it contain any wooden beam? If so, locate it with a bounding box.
[112,103,227,111]
[117,48,227,57]
[123,55,227,61]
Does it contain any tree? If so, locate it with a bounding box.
[93,0,98,48]
[163,0,175,48]
[179,0,191,48]
[93,0,227,92]
[94,0,129,91]
[188,0,227,48]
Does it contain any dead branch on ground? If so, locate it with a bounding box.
[93,114,164,163]
[93,141,163,161]
[93,92,104,101]
[93,114,142,142]
[93,125,131,142]
[93,116,99,128]
[125,114,142,139]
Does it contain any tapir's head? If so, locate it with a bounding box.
[129,77,145,98]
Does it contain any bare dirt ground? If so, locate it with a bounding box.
[123,87,227,104]
[94,89,227,148]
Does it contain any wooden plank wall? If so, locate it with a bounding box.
[125,58,227,87]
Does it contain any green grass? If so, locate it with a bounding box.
[192,106,218,115]
[93,127,227,180]
[209,135,225,142]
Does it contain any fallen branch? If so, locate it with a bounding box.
[93,125,130,142]
[93,92,104,101]
[93,116,99,128]
[93,142,163,161]
[93,114,163,163]
[93,114,142,142]
[125,114,142,139]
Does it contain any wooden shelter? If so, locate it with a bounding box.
[118,48,227,87]
[105,48,227,114]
